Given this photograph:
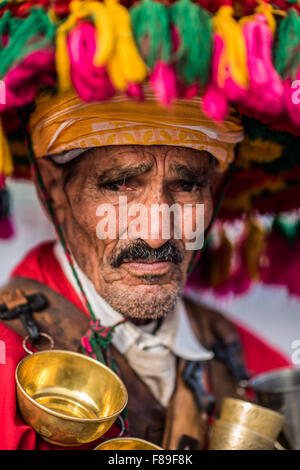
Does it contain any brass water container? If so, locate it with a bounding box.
[95,437,163,450]
[16,350,128,446]
[220,398,284,440]
[209,420,276,450]
[209,398,284,450]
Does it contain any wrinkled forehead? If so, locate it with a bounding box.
[57,145,216,181]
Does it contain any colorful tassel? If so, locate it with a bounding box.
[105,0,147,91]
[212,5,248,92]
[126,81,144,100]
[0,118,13,178]
[56,0,114,92]
[149,60,177,105]
[0,186,14,239]
[67,22,115,102]
[0,8,55,78]
[238,136,284,167]
[130,0,171,70]
[283,72,300,127]
[274,7,300,80]
[170,0,212,86]
[210,229,233,286]
[243,217,266,280]
[202,80,229,121]
[0,49,55,111]
[241,13,284,116]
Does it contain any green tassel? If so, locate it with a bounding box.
[274,8,300,80]
[130,0,172,70]
[170,0,212,86]
[0,7,55,78]
[272,216,300,243]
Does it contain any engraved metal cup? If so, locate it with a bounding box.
[95,437,163,450]
[220,398,284,441]
[16,350,128,447]
[250,367,300,450]
[209,420,275,450]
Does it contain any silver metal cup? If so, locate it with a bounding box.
[250,367,300,449]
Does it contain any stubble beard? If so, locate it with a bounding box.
[100,278,184,320]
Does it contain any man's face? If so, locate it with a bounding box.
[37,145,215,319]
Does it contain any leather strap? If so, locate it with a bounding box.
[0,277,166,445]
[0,276,247,449]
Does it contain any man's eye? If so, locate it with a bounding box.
[175,181,204,192]
[101,181,127,191]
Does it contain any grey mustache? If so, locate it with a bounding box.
[110,240,184,268]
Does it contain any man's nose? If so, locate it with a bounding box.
[140,188,175,249]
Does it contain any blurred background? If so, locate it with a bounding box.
[1,180,299,363]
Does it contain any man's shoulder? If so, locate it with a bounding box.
[183,294,240,348]
[0,276,89,350]
[10,240,57,280]
[183,294,291,373]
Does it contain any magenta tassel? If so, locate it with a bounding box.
[149,61,177,106]
[0,216,14,239]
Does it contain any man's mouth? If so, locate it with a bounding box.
[122,259,174,275]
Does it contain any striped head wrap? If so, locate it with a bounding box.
[29,87,244,169]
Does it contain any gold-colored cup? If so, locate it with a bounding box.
[95,437,163,450]
[209,420,275,450]
[16,350,128,447]
[220,398,284,441]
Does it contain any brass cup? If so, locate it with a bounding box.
[95,437,163,450]
[16,350,128,447]
[209,420,276,450]
[220,398,284,441]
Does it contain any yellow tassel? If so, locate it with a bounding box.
[222,179,285,213]
[56,13,78,92]
[213,5,248,89]
[210,230,233,286]
[55,0,114,92]
[239,1,277,35]
[244,218,266,280]
[70,1,114,66]
[255,1,277,34]
[105,0,147,91]
[238,137,283,168]
[0,119,13,177]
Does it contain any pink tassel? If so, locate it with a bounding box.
[68,22,115,102]
[0,175,5,189]
[186,240,252,298]
[149,61,177,106]
[241,14,284,116]
[126,82,144,100]
[176,80,199,99]
[202,82,229,122]
[0,49,55,112]
[0,216,14,239]
[212,33,247,103]
[283,69,300,127]
[286,239,300,297]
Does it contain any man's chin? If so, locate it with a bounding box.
[101,283,182,320]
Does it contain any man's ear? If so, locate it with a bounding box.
[32,158,68,226]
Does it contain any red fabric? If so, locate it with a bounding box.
[0,241,291,450]
[0,242,119,450]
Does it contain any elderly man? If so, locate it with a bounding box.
[0,90,289,450]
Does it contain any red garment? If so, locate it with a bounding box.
[0,241,291,450]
